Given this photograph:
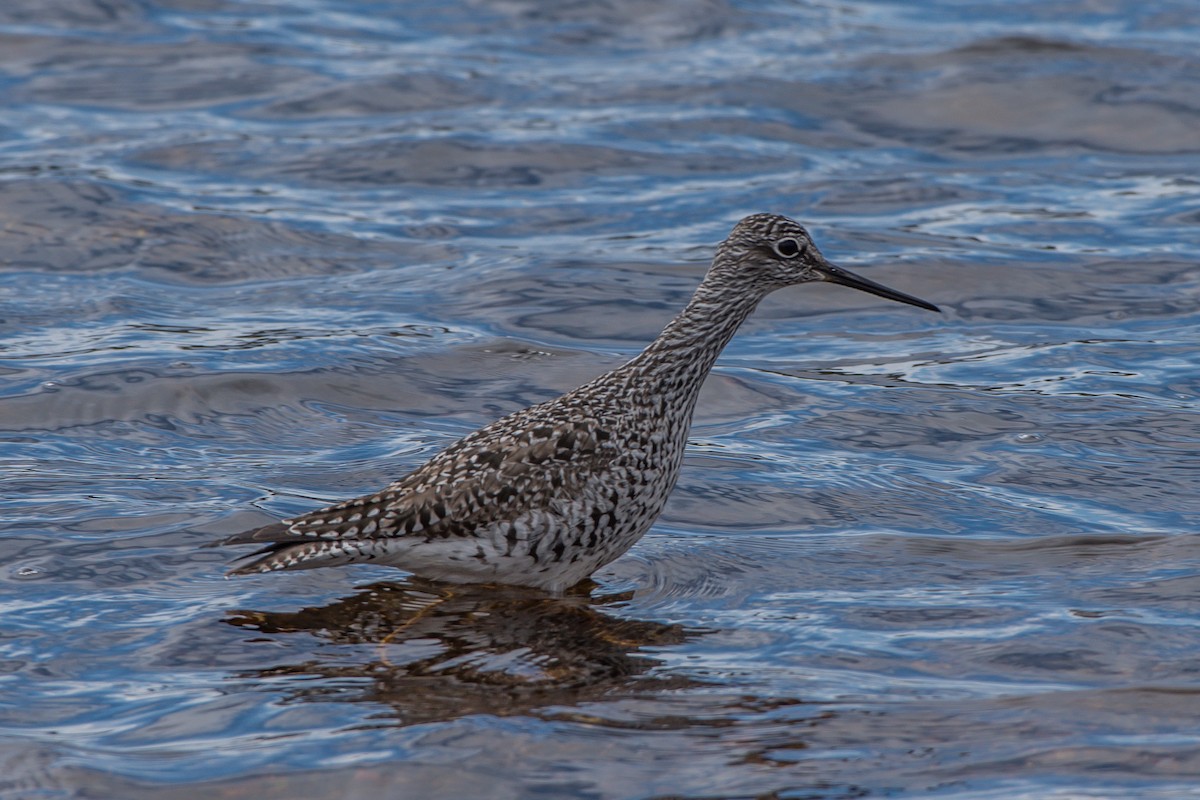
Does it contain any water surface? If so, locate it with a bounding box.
[1,1,1199,798]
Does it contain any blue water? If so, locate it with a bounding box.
[2,1,1199,798]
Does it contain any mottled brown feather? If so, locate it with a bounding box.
[226,404,620,575]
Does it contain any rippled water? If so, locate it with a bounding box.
[2,1,1199,798]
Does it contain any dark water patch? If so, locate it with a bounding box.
[15,41,313,111]
[0,0,162,32]
[249,74,490,120]
[130,136,785,190]
[0,179,437,283]
[852,38,1200,154]
[472,0,746,52]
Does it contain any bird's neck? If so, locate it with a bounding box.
[625,278,765,400]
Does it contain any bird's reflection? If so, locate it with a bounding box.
[225,579,702,724]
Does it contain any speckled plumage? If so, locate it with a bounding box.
[222,214,938,592]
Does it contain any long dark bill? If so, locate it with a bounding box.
[816,261,940,312]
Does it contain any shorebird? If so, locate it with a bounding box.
[222,213,938,592]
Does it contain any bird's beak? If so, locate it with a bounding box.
[815,259,940,312]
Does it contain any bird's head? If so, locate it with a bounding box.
[710,213,939,312]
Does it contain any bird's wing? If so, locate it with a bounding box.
[223,405,624,571]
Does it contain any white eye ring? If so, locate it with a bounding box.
[773,238,803,258]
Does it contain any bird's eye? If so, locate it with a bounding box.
[773,238,803,258]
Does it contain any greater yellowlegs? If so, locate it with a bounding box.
[222,213,938,591]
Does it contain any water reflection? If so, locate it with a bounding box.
[225,580,700,725]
